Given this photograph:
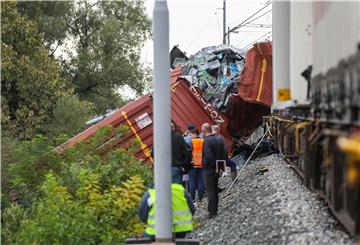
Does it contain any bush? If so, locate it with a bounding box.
[1,204,29,245]
[7,135,66,203]
[48,95,95,138]
[2,125,153,244]
[14,173,146,244]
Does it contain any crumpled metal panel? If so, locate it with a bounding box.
[237,41,273,106]
[225,95,271,139]
[180,44,245,112]
[171,68,232,147]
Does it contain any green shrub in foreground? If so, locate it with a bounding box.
[14,173,146,245]
[2,125,153,244]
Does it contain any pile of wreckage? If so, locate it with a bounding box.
[171,44,245,112]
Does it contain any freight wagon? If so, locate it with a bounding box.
[59,43,273,163]
[270,1,360,237]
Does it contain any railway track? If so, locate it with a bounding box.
[189,154,356,244]
[266,115,360,239]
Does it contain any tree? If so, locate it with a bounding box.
[16,1,74,57]
[16,0,152,113]
[1,2,71,139]
[48,95,95,138]
[66,0,152,113]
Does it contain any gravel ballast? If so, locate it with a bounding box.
[188,154,357,245]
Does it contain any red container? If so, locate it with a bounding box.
[225,42,272,138]
[170,68,231,146]
[237,41,272,107]
[59,67,232,162]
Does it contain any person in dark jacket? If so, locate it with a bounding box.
[212,124,237,181]
[150,123,192,185]
[201,123,227,219]
[171,122,192,184]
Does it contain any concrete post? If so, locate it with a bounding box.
[272,1,291,108]
[153,0,172,242]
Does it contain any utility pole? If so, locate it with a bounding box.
[223,0,226,44]
[153,0,172,242]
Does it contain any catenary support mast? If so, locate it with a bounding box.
[153,0,172,242]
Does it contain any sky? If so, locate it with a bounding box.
[141,0,272,65]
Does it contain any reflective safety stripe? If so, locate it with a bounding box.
[148,219,192,227]
[148,210,191,220]
[173,219,193,226]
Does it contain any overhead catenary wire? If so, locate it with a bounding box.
[227,1,271,35]
[239,9,272,29]
[242,31,272,50]
[185,12,217,51]
[227,3,272,48]
[235,31,271,50]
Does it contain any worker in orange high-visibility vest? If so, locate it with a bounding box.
[188,128,205,203]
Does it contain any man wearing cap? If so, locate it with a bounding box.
[184,124,195,149]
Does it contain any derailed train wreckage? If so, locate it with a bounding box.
[56,1,360,239]
[59,42,273,162]
[268,1,360,238]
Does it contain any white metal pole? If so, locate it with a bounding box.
[223,0,226,44]
[153,0,172,242]
[272,1,291,107]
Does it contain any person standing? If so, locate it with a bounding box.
[171,122,192,184]
[201,123,227,219]
[189,128,205,203]
[183,124,195,149]
[139,179,195,241]
[183,124,195,192]
[212,124,237,181]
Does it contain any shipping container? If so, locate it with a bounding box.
[59,67,233,162]
[225,42,272,139]
[237,41,272,107]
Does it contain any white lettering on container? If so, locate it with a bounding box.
[189,86,225,125]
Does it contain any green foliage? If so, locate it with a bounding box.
[1,136,18,194]
[1,2,72,140]
[1,204,30,245]
[7,135,65,203]
[14,0,152,113]
[62,0,152,113]
[48,95,95,137]
[3,125,153,244]
[13,174,146,245]
[16,1,73,56]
